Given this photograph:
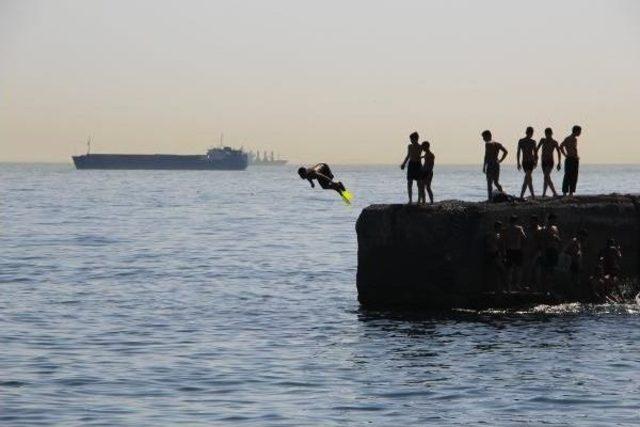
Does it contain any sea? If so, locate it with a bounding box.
[1,163,639,426]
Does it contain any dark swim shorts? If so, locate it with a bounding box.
[522,160,535,172]
[542,159,554,170]
[486,161,500,181]
[407,160,422,181]
[315,163,334,189]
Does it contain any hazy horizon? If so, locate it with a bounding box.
[1,0,639,164]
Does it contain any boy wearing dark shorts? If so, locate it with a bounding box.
[541,213,561,292]
[517,126,538,199]
[298,163,346,194]
[560,125,582,196]
[420,141,435,204]
[536,128,562,197]
[482,130,508,201]
[400,132,423,204]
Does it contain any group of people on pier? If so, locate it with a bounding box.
[401,126,583,203]
[486,213,624,300]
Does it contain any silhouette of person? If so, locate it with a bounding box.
[481,130,508,201]
[564,228,588,290]
[600,237,622,279]
[517,126,538,199]
[541,213,561,293]
[594,238,624,301]
[400,132,422,204]
[420,141,435,204]
[536,128,562,197]
[298,163,346,194]
[560,125,582,196]
[504,214,527,291]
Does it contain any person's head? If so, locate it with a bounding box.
[421,141,430,150]
[607,237,616,247]
[545,127,553,137]
[494,221,503,231]
[526,126,534,137]
[572,125,582,136]
[578,228,588,240]
[481,130,492,142]
[297,167,308,179]
[509,214,519,225]
[410,132,419,144]
[548,213,557,225]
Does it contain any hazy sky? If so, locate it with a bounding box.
[1,0,639,164]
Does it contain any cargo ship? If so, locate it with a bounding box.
[249,150,287,166]
[73,146,248,170]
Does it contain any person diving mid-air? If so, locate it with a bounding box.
[298,163,353,203]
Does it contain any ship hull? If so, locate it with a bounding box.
[72,154,248,170]
[250,160,288,166]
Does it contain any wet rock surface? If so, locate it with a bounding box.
[356,194,640,309]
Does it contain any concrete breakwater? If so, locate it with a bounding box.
[356,194,639,309]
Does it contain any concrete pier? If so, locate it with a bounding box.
[356,194,639,309]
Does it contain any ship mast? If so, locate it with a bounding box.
[87,136,91,155]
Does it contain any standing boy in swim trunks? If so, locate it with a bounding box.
[505,214,527,291]
[560,125,582,196]
[400,132,422,204]
[541,213,561,293]
[482,130,508,201]
[564,229,588,291]
[420,141,435,204]
[517,127,538,199]
[298,163,346,194]
[536,128,562,197]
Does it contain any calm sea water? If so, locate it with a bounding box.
[1,163,640,426]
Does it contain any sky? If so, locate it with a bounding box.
[0,0,639,164]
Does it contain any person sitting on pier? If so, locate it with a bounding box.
[298,163,346,194]
[481,130,508,202]
[517,126,538,199]
[420,141,435,204]
[505,214,527,291]
[560,125,582,196]
[536,128,562,197]
[400,132,423,204]
[541,213,561,293]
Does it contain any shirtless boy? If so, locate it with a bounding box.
[505,215,527,290]
[541,213,561,292]
[298,163,346,194]
[517,127,538,199]
[481,130,508,201]
[420,141,435,204]
[560,125,582,196]
[565,229,588,289]
[400,132,422,204]
[536,128,562,197]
